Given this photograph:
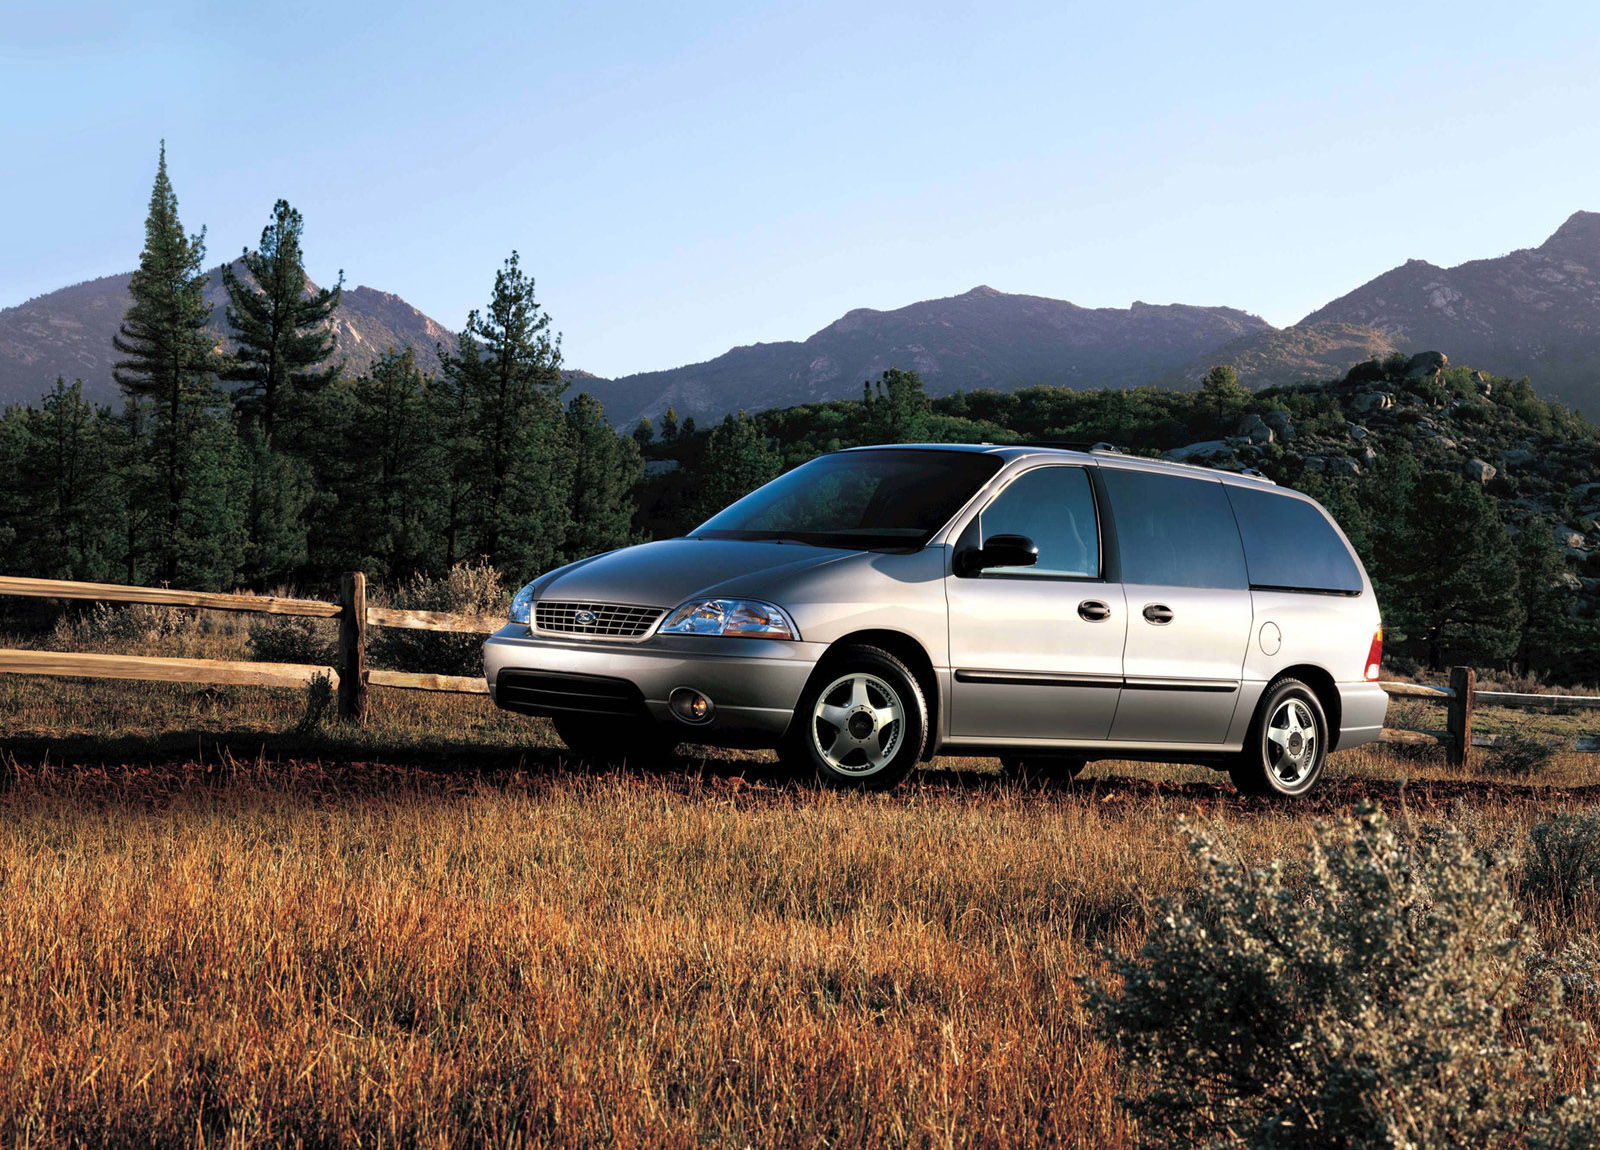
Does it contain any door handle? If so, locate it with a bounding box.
[1142,603,1174,626]
[1078,599,1111,622]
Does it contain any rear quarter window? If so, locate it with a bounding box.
[1100,469,1247,589]
[1223,484,1364,594]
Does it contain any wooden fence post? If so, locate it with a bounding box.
[1447,665,1475,768]
[338,571,368,721]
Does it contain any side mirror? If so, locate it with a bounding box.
[959,533,1039,575]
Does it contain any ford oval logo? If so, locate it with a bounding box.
[574,609,599,626]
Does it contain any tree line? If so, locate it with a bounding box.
[0,145,642,591]
[634,364,1600,680]
[2,146,1596,681]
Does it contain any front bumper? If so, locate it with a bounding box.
[482,624,826,740]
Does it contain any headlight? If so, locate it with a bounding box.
[658,598,798,639]
[510,582,536,624]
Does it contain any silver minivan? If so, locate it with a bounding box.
[483,444,1388,796]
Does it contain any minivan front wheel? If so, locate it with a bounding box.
[1229,678,1328,797]
[783,645,927,791]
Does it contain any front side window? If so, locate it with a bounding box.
[975,466,1099,577]
[1101,468,1247,589]
[695,449,1002,550]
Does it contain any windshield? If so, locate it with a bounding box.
[693,449,1003,550]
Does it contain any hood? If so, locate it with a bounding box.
[533,537,860,609]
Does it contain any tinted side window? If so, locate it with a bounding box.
[1101,469,1247,589]
[1224,485,1364,594]
[978,466,1099,577]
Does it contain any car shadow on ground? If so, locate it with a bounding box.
[4,728,1599,813]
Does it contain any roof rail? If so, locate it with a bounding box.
[1015,439,1125,454]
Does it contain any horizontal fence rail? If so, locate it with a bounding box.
[0,572,498,719]
[1378,666,1600,767]
[1,575,1597,749]
[0,649,336,691]
[0,575,339,618]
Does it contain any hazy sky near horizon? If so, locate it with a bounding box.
[3,0,1599,378]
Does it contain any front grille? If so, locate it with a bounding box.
[535,600,664,639]
[496,670,647,718]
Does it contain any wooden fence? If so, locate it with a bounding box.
[1,574,1598,752]
[1379,666,1600,768]
[0,573,497,721]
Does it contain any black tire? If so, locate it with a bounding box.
[552,714,676,766]
[1228,677,1328,798]
[781,645,928,792]
[999,754,1088,781]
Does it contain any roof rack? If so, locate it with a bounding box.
[1015,440,1125,454]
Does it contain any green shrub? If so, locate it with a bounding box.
[368,561,507,676]
[247,615,336,667]
[1489,731,1560,776]
[1524,811,1600,908]
[1085,803,1597,1148]
[294,672,335,734]
[52,603,191,649]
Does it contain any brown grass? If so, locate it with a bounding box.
[3,622,1600,1145]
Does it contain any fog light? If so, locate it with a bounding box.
[669,687,715,725]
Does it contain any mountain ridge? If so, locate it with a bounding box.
[7,211,1600,420]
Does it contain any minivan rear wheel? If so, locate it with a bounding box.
[781,645,927,791]
[552,715,676,766]
[1228,677,1328,797]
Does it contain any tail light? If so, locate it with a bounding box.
[1364,626,1383,682]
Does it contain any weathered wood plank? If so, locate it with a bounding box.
[1474,691,1600,710]
[0,648,335,690]
[1379,681,1455,700]
[0,576,339,618]
[367,669,490,695]
[365,606,502,634]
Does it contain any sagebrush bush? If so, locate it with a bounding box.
[294,672,335,734]
[1086,803,1598,1149]
[368,561,507,676]
[52,603,191,649]
[1490,730,1560,775]
[1524,810,1600,908]
[247,615,336,667]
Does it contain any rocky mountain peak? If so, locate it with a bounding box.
[1539,210,1600,256]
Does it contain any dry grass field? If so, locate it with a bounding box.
[2,610,1600,1146]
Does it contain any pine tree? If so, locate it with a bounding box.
[434,326,484,569]
[861,367,932,444]
[1511,517,1582,675]
[112,142,223,583]
[687,411,780,524]
[343,346,443,577]
[1376,472,1520,668]
[564,393,643,561]
[660,406,679,442]
[221,199,343,439]
[441,252,573,574]
[1197,364,1249,431]
[0,406,29,567]
[632,416,655,448]
[13,380,123,580]
[236,423,312,585]
[174,411,248,589]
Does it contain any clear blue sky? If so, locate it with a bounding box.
[3,0,1598,378]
